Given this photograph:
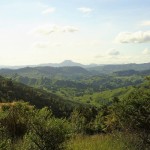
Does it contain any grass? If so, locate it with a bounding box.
[67,132,140,150]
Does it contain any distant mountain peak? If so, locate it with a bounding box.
[61,60,75,64]
[60,60,82,66]
[62,60,73,63]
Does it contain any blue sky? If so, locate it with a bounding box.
[0,0,150,65]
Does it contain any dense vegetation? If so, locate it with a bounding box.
[0,75,91,118]
[0,66,90,79]
[0,64,150,149]
[88,63,150,74]
[0,102,71,150]
[1,67,148,106]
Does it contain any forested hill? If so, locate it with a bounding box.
[0,75,84,117]
[0,66,90,79]
[88,63,150,74]
[112,69,150,76]
[1,62,150,78]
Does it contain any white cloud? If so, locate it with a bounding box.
[78,7,93,14]
[94,53,149,64]
[94,54,105,58]
[94,48,150,64]
[95,49,120,58]
[33,42,49,48]
[142,48,150,55]
[42,7,56,14]
[140,20,150,26]
[32,42,62,49]
[107,49,120,56]
[94,54,131,63]
[32,25,79,36]
[33,25,59,35]
[115,31,150,43]
[62,26,79,32]
[52,43,62,47]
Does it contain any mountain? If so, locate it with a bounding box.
[6,68,150,105]
[39,60,98,68]
[0,66,91,79]
[0,60,98,69]
[1,61,150,72]
[59,60,82,66]
[39,60,79,67]
[113,69,150,76]
[1,62,150,78]
[39,61,150,74]
[88,63,150,74]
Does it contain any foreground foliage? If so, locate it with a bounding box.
[0,75,150,149]
[0,102,71,150]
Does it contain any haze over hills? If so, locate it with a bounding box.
[1,60,150,106]
[0,60,150,77]
[39,60,99,68]
[0,66,91,79]
[39,60,84,67]
[0,60,98,69]
[87,62,150,74]
[0,60,150,74]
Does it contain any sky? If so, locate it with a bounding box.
[0,0,150,66]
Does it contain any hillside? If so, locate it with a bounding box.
[1,66,150,108]
[74,86,134,106]
[0,72,150,149]
[6,72,143,103]
[0,66,90,79]
[0,75,84,117]
[1,62,150,79]
[88,63,150,74]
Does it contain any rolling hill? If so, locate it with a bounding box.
[0,75,85,117]
[88,63,150,74]
[0,66,90,79]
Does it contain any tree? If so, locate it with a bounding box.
[110,90,150,149]
[21,107,72,150]
[70,110,86,134]
[0,102,34,140]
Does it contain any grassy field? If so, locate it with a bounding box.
[67,133,140,150]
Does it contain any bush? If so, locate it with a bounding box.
[20,107,72,150]
[0,102,72,150]
[0,102,34,140]
[109,93,150,149]
[0,126,11,150]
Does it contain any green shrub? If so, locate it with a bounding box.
[0,126,11,150]
[0,102,72,150]
[20,107,72,150]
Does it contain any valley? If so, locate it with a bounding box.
[0,62,150,150]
